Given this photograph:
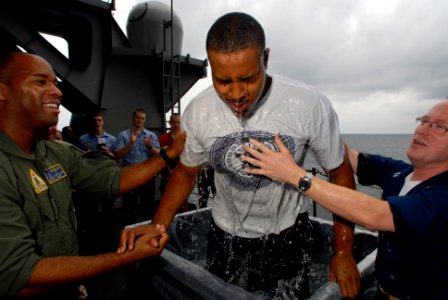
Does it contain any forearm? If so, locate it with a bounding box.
[17,252,134,297]
[344,143,359,174]
[119,135,185,194]
[19,223,169,297]
[151,164,200,228]
[149,147,160,155]
[119,155,167,194]
[106,149,115,159]
[240,135,394,231]
[261,161,394,231]
[307,175,394,231]
[329,161,356,255]
[114,143,132,161]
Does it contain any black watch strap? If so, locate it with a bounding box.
[160,148,177,168]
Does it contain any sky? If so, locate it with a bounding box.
[63,0,448,134]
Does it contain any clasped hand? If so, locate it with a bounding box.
[116,224,169,258]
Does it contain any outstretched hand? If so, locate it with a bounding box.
[240,134,304,184]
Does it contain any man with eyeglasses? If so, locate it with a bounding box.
[240,100,448,299]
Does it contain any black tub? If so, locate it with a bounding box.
[125,207,378,300]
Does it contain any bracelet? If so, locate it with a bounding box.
[160,148,177,167]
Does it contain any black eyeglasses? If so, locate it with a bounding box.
[416,117,448,135]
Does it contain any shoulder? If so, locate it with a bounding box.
[185,85,217,108]
[360,153,410,169]
[104,132,116,139]
[37,140,84,167]
[78,133,90,140]
[183,85,221,120]
[265,75,335,122]
[159,132,170,140]
[144,129,157,136]
[271,74,317,92]
[194,84,216,98]
[43,139,83,153]
[54,140,75,147]
[270,75,331,107]
[117,129,129,138]
[158,132,171,146]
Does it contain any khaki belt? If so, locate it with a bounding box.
[379,285,401,300]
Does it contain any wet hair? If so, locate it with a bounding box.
[206,12,265,53]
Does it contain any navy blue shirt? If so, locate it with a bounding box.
[357,153,448,299]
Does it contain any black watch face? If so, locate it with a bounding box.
[300,176,312,191]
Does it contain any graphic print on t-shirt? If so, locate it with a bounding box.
[209,131,295,191]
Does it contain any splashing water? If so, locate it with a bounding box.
[164,207,378,299]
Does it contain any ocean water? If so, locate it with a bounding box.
[304,134,413,219]
[342,134,412,163]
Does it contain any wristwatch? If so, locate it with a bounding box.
[160,148,177,168]
[298,173,313,192]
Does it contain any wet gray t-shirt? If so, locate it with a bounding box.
[181,75,344,238]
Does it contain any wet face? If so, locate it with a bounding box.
[208,47,270,118]
[407,101,448,170]
[133,111,146,129]
[0,53,62,131]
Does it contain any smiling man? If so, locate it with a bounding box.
[151,12,360,298]
[0,51,186,298]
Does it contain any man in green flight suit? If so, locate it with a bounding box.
[0,51,186,298]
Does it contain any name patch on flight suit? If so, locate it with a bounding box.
[44,164,67,184]
[29,169,48,194]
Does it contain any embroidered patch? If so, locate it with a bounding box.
[29,169,48,194]
[44,164,67,184]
